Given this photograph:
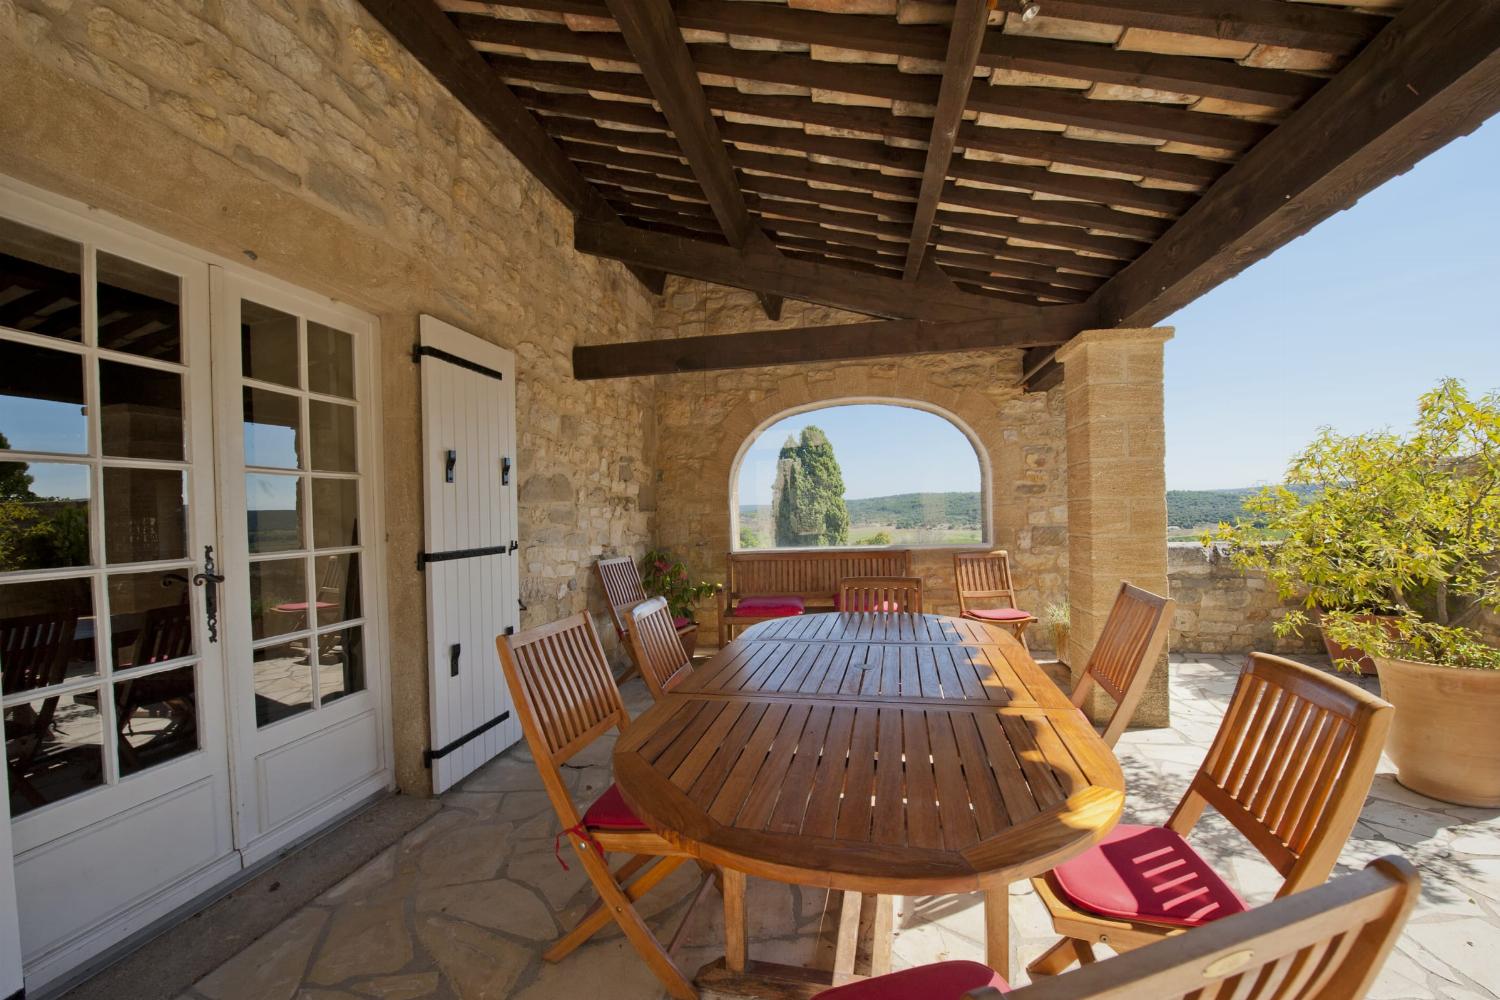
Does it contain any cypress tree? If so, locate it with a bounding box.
[770,426,850,547]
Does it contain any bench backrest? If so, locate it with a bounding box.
[725,549,912,599]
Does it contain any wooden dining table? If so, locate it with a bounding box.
[613,612,1125,995]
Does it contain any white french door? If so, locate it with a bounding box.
[1,179,391,989]
[212,271,389,864]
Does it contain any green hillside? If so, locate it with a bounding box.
[1165,485,1321,529]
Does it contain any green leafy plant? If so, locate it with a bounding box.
[855,530,892,546]
[772,426,850,547]
[1211,379,1500,671]
[641,548,721,623]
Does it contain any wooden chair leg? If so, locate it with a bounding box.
[984,886,1010,982]
[570,846,698,999]
[869,894,894,977]
[833,891,863,977]
[1026,936,1094,977]
[723,867,748,973]
[545,853,686,963]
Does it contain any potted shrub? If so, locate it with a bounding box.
[1041,602,1070,663]
[1218,379,1500,806]
[640,548,721,660]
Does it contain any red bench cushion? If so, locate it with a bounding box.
[813,961,1008,999]
[582,784,648,831]
[967,607,1033,622]
[1052,824,1247,928]
[734,595,806,617]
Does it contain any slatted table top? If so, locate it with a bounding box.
[614,613,1124,894]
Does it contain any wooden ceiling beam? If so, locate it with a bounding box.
[946,157,1191,216]
[573,218,1099,325]
[965,85,1270,152]
[573,315,1079,380]
[939,182,1166,240]
[487,0,1324,107]
[352,0,665,292]
[904,0,990,280]
[1038,0,1386,55]
[1096,0,1500,329]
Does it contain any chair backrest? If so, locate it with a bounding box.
[1168,653,1393,897]
[130,602,194,668]
[1072,582,1175,747]
[627,597,693,701]
[992,856,1419,1000]
[725,549,911,600]
[596,556,649,638]
[953,550,1020,615]
[0,610,78,696]
[496,613,629,826]
[837,576,924,614]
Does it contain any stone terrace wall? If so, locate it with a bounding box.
[0,0,657,792]
[651,281,1069,639]
[1168,542,1322,655]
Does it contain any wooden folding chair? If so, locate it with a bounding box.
[2,609,81,806]
[954,550,1036,649]
[813,855,1419,1000]
[837,576,924,614]
[1027,652,1393,977]
[1069,582,1175,748]
[496,613,707,999]
[626,596,694,701]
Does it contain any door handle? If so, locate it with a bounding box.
[192,544,227,643]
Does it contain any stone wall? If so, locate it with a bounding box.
[1167,542,1323,655]
[0,0,658,793]
[651,281,1070,637]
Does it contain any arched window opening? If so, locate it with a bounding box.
[732,402,986,550]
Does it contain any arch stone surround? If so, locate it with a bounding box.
[651,284,1070,642]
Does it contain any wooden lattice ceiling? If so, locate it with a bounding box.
[356,0,1500,387]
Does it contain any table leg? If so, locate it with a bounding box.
[984,885,1010,982]
[870,894,894,977]
[723,868,747,973]
[833,891,863,977]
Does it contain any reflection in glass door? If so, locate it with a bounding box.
[214,272,386,862]
[0,202,236,977]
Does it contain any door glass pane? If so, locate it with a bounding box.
[97,252,181,362]
[314,553,360,627]
[309,400,356,473]
[307,322,354,399]
[243,387,301,469]
[108,570,193,670]
[100,360,184,461]
[0,577,96,693]
[311,478,358,549]
[5,691,103,816]
[241,300,299,388]
[115,665,197,776]
[0,218,82,343]
[0,462,90,571]
[0,340,87,454]
[254,641,312,727]
[317,626,363,705]
[246,474,302,553]
[249,558,307,640]
[103,467,187,563]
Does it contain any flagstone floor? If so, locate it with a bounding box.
[173,656,1500,1000]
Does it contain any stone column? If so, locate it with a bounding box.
[1057,327,1173,728]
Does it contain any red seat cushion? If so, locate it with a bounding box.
[673,616,692,630]
[1052,825,1247,928]
[273,601,335,612]
[581,784,648,831]
[734,595,806,617]
[967,607,1033,622]
[813,961,1008,1000]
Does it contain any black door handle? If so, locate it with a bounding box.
[192,545,226,643]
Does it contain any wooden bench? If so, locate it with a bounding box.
[716,549,912,646]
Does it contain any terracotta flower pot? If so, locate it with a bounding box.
[1319,613,1399,677]
[1375,655,1500,807]
[676,622,698,661]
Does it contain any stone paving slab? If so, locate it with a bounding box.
[174,656,1500,1000]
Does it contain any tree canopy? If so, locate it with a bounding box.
[772,426,850,547]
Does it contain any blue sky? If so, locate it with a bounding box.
[740,115,1500,500]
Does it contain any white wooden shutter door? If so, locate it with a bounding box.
[418,315,521,794]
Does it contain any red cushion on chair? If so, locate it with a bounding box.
[812,961,1008,999]
[1052,825,1247,928]
[967,607,1033,622]
[734,595,806,617]
[673,616,692,630]
[273,601,336,612]
[581,784,649,831]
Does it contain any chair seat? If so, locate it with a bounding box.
[966,607,1034,623]
[812,961,1008,999]
[733,595,806,617]
[1052,825,1247,928]
[273,601,336,612]
[582,783,649,831]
